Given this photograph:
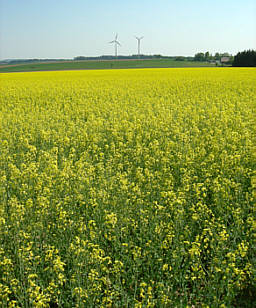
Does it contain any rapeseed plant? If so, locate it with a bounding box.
[0,68,255,307]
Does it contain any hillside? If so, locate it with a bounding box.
[0,59,215,73]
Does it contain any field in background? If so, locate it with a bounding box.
[0,59,215,72]
[0,68,255,307]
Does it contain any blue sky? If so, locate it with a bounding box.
[0,0,255,59]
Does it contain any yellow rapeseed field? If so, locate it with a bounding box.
[0,68,255,307]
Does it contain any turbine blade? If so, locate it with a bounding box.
[115,33,118,40]
[116,41,121,46]
[109,40,115,43]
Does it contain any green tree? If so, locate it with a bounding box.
[194,52,205,61]
[214,53,220,60]
[233,50,256,67]
[204,51,210,61]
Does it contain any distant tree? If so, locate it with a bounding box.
[153,54,162,59]
[175,56,186,61]
[214,52,220,60]
[221,52,230,57]
[74,56,87,60]
[204,51,210,61]
[194,52,205,61]
[194,52,234,63]
[233,50,256,67]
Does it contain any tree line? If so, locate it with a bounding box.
[2,50,255,67]
[194,50,256,67]
[73,55,195,61]
[232,50,256,67]
[194,51,232,62]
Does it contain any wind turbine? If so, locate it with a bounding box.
[109,34,121,59]
[135,36,144,58]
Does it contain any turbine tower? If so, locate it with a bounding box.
[135,36,144,58]
[109,34,121,59]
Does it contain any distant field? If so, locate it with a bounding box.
[0,59,215,72]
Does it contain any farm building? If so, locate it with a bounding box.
[220,56,231,63]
